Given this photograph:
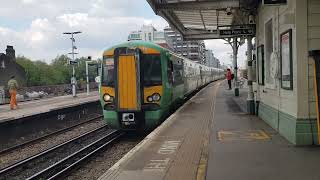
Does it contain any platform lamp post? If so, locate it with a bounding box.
[224,37,245,97]
[63,31,82,98]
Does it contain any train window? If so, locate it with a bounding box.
[141,54,162,86]
[102,57,115,86]
[173,63,184,86]
[167,60,174,84]
[265,19,274,86]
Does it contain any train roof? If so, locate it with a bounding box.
[103,41,165,54]
[103,41,223,71]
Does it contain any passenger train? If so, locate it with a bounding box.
[99,41,224,131]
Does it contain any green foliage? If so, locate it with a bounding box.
[16,55,99,87]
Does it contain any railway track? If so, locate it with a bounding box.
[0,125,123,180]
[0,115,103,155]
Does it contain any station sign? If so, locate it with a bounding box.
[219,28,254,37]
[69,60,77,65]
[263,0,287,5]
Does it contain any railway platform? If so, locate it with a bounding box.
[99,81,320,180]
[0,92,99,123]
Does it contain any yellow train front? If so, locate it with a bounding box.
[99,41,223,131]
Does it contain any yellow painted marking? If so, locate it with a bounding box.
[196,82,220,180]
[313,62,320,145]
[143,85,163,104]
[103,49,114,56]
[101,87,115,97]
[217,130,271,141]
[138,46,160,54]
[196,157,207,180]
[101,87,115,104]
[118,55,138,110]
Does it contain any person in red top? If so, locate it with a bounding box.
[226,68,232,90]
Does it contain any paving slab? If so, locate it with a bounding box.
[98,82,220,180]
[206,82,320,180]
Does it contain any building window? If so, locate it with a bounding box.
[280,29,293,90]
[257,45,265,85]
[148,33,152,41]
[264,19,274,86]
[1,60,5,69]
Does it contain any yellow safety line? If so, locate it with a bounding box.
[313,63,320,145]
[196,81,221,180]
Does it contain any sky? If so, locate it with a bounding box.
[0,0,246,68]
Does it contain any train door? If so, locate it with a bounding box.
[310,51,320,144]
[167,59,174,102]
[114,48,141,111]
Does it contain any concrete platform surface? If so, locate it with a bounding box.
[98,81,320,180]
[206,82,320,180]
[0,92,99,123]
[98,82,220,180]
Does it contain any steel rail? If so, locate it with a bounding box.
[0,115,103,155]
[0,124,108,175]
[27,130,124,180]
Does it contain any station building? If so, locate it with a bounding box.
[0,46,26,87]
[254,0,320,145]
[147,0,320,145]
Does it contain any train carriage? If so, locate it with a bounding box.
[99,41,223,131]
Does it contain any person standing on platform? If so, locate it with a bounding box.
[7,75,19,110]
[226,68,232,90]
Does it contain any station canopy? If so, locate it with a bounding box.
[147,0,259,40]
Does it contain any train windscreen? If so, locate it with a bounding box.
[141,54,162,86]
[102,57,115,86]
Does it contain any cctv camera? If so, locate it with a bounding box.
[226,8,232,15]
[249,15,255,24]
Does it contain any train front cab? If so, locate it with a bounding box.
[100,46,165,131]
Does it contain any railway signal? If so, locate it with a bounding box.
[63,31,82,97]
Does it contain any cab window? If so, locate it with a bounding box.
[141,54,162,86]
[102,56,115,86]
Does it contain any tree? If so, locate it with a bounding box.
[16,55,99,87]
[51,55,71,84]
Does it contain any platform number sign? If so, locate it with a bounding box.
[280,29,293,90]
[263,0,287,5]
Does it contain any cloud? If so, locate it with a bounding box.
[0,1,168,62]
[0,0,242,67]
[57,13,89,27]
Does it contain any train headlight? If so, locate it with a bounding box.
[147,96,153,102]
[103,94,114,102]
[152,93,161,101]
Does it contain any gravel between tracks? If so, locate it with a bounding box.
[0,127,112,180]
[0,119,105,170]
[66,134,145,180]
[0,114,102,151]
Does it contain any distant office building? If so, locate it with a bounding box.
[128,25,172,50]
[164,27,206,64]
[0,46,26,87]
[205,49,221,68]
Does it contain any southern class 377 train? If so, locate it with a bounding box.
[99,41,224,131]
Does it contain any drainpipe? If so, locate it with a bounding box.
[247,36,255,115]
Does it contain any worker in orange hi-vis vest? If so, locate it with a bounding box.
[7,75,19,110]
